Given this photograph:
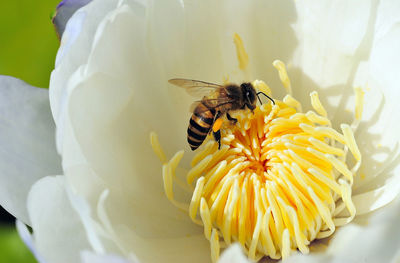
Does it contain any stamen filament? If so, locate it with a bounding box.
[233,33,249,71]
[273,60,292,95]
[310,91,327,117]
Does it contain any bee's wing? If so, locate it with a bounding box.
[189,98,236,114]
[168,78,223,97]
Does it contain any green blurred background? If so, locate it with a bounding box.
[0,1,60,88]
[0,1,61,262]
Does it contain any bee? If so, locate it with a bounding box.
[169,78,275,150]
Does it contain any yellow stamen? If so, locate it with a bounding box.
[252,80,272,96]
[189,177,205,225]
[310,91,327,117]
[211,228,220,262]
[281,229,291,260]
[354,87,365,121]
[233,33,249,71]
[306,111,331,126]
[283,94,302,112]
[341,123,361,161]
[273,60,292,95]
[150,132,167,163]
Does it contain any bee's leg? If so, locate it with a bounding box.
[212,112,223,150]
[226,113,238,124]
[213,129,221,150]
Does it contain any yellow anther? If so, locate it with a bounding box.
[211,228,220,263]
[306,111,331,126]
[252,79,272,96]
[310,91,327,117]
[150,132,167,163]
[189,177,205,223]
[273,60,292,95]
[233,33,249,71]
[281,229,291,260]
[200,198,212,239]
[283,94,301,111]
[354,87,365,120]
[341,123,361,161]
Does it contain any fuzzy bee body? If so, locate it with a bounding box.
[187,102,216,150]
[169,79,274,151]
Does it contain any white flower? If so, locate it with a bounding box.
[1,0,400,262]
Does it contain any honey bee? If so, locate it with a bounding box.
[169,78,275,150]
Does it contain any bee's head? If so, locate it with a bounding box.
[241,82,257,111]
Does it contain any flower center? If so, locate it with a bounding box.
[151,81,363,261]
[150,35,364,262]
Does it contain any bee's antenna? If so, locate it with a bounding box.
[257,92,275,105]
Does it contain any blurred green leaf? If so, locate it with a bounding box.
[0,225,36,263]
[0,1,61,88]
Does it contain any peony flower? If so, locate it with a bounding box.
[1,0,400,262]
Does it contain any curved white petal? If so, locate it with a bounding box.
[351,179,400,215]
[290,0,374,115]
[53,1,209,261]
[16,220,46,263]
[0,76,61,224]
[27,176,91,262]
[50,0,119,130]
[81,251,133,263]
[219,0,298,91]
[350,0,400,210]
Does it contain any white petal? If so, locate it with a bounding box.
[16,220,46,263]
[219,0,298,90]
[147,0,185,77]
[352,175,400,215]
[351,0,400,210]
[290,0,374,112]
[50,0,119,127]
[81,251,134,263]
[0,76,61,224]
[218,244,251,263]
[27,175,91,262]
[67,1,191,224]
[66,181,107,255]
[113,229,210,263]
[158,0,228,81]
[57,3,209,260]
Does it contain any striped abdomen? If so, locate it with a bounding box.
[187,102,215,150]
